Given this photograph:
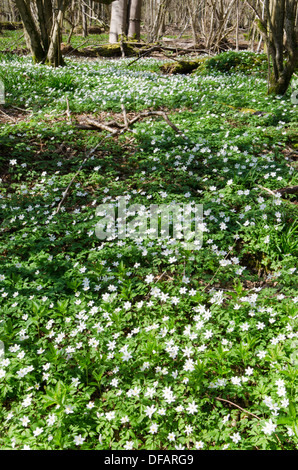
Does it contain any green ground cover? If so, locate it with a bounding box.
[0,51,297,450]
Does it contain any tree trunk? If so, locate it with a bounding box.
[128,0,142,40]
[246,0,298,95]
[36,0,53,53]
[82,1,88,37]
[15,0,70,66]
[46,1,70,66]
[15,0,45,63]
[109,0,128,43]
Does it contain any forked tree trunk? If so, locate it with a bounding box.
[46,3,69,66]
[14,0,70,66]
[246,0,298,95]
[268,0,298,95]
[36,0,53,53]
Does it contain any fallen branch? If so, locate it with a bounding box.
[208,395,283,447]
[127,46,178,67]
[212,396,261,421]
[257,185,298,197]
[105,119,126,129]
[128,111,184,136]
[0,108,16,122]
[77,109,185,137]
[257,185,277,197]
[63,38,91,56]
[2,31,25,52]
[66,109,184,211]
[83,118,119,135]
[121,104,129,129]
[276,186,298,196]
[11,105,31,113]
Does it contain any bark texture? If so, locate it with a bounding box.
[15,0,70,66]
[247,0,298,95]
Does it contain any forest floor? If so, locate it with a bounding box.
[0,27,252,58]
[0,33,298,450]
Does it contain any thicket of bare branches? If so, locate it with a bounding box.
[0,0,255,49]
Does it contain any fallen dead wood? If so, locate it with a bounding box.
[0,107,18,122]
[61,40,212,60]
[121,104,129,129]
[275,186,298,196]
[54,140,104,214]
[129,111,183,135]
[258,185,298,198]
[76,109,185,137]
[127,46,177,66]
[79,118,119,135]
[59,108,185,212]
[126,45,207,67]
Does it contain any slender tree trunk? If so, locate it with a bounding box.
[187,2,199,45]
[236,0,239,51]
[82,1,88,37]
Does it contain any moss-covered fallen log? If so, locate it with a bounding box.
[62,42,139,58]
[159,57,210,75]
[0,21,23,31]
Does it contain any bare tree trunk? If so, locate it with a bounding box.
[148,0,170,43]
[187,1,199,45]
[128,0,142,40]
[109,0,128,43]
[14,0,70,66]
[236,0,239,51]
[36,0,53,52]
[246,0,298,95]
[46,1,70,66]
[82,0,88,37]
[14,0,45,63]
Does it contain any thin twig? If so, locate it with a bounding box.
[63,38,90,55]
[2,32,25,52]
[212,396,260,420]
[54,136,110,215]
[155,271,167,282]
[128,111,184,136]
[257,185,277,197]
[203,245,235,292]
[127,45,191,67]
[0,108,15,121]
[210,395,283,448]
[11,105,31,113]
[66,97,72,125]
